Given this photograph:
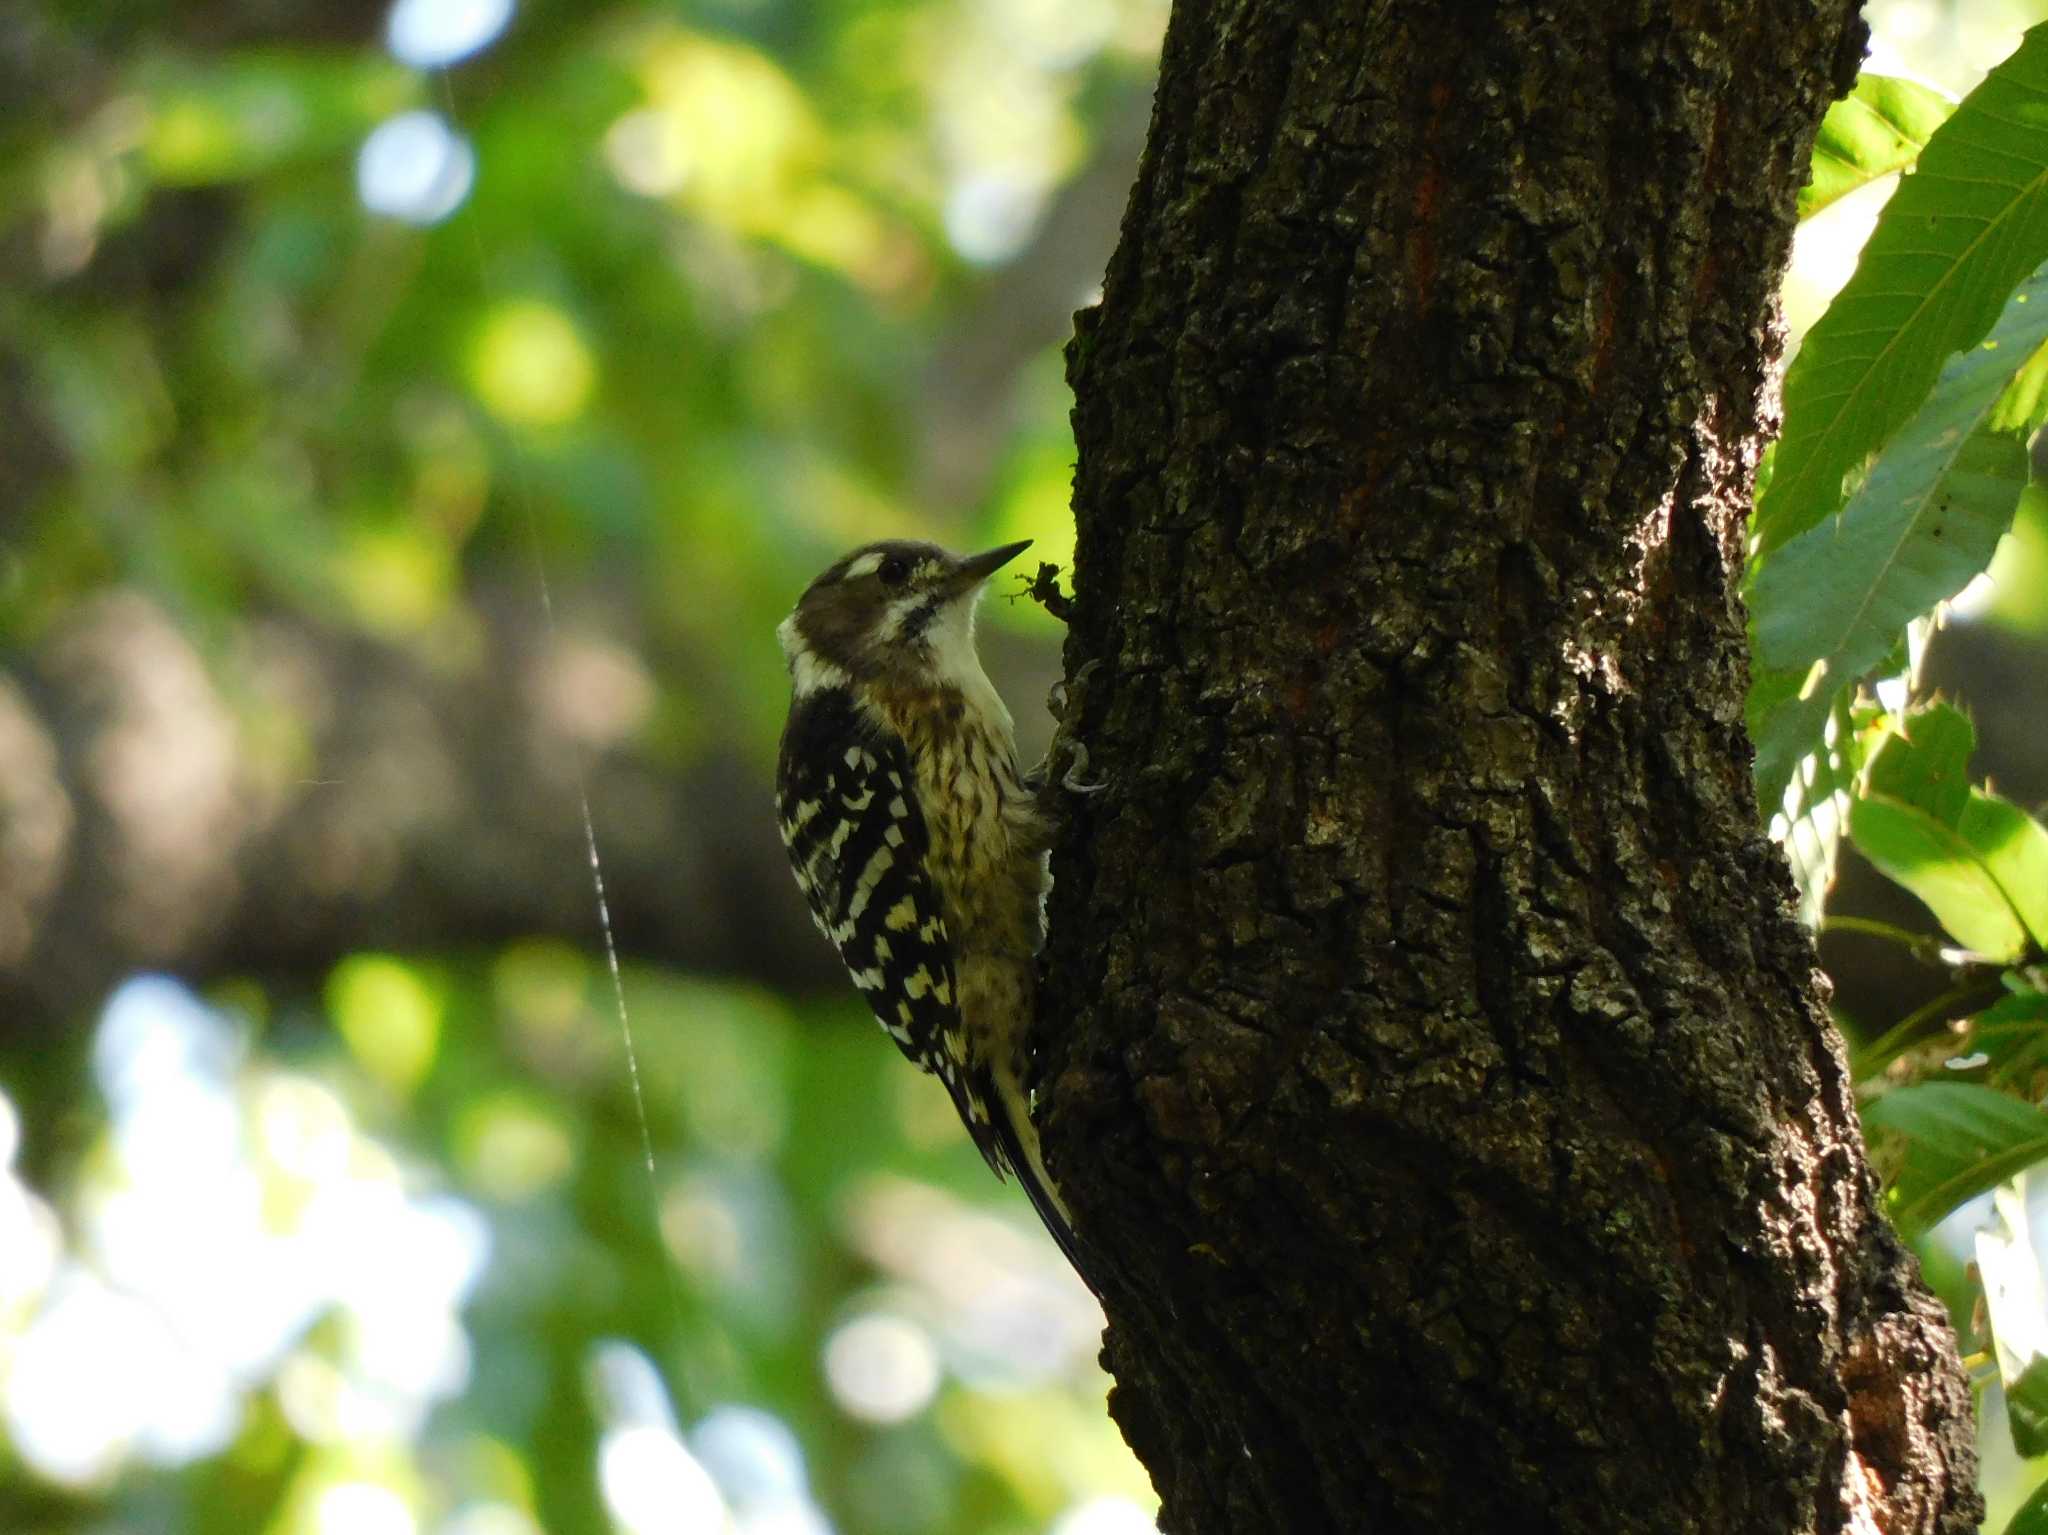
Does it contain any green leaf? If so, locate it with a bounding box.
[1851,794,2031,959]
[1747,265,2048,811]
[1961,792,2048,949]
[1774,693,1876,927]
[2005,1477,2048,1535]
[1839,708,2048,957]
[2010,1358,2048,1459]
[1980,1181,2048,1457]
[1980,986,2048,1087]
[1756,25,2048,561]
[1864,703,1977,825]
[1989,335,2048,434]
[1862,1081,2048,1234]
[1749,665,1838,826]
[1800,74,1955,221]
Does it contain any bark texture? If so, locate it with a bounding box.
[1039,2,1982,1531]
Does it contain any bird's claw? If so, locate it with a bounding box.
[1046,658,1103,724]
[1059,741,1106,795]
[1039,660,1105,795]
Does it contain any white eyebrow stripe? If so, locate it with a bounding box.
[843,553,883,580]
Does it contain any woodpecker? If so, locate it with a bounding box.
[774,538,1079,1264]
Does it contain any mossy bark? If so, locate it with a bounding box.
[1040,2,1982,1530]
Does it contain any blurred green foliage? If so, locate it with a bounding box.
[0,0,1163,1530]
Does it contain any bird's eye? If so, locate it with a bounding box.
[877,556,911,587]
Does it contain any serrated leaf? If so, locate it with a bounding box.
[1864,703,1978,825]
[1850,794,2030,959]
[1750,665,1839,825]
[1773,694,1875,927]
[1961,791,2048,949]
[1801,74,1955,221]
[1756,26,2048,561]
[1747,267,2048,810]
[1861,1081,2048,1234]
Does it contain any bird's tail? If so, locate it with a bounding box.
[980,1060,1086,1282]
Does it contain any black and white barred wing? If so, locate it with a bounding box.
[775,695,996,1165]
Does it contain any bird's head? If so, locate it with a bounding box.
[778,539,1031,694]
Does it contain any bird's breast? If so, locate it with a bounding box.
[875,685,1045,957]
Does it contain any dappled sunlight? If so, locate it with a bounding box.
[0,977,486,1511]
[0,959,1152,1530]
[846,1176,1102,1388]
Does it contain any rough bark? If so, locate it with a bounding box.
[1039,2,1982,1532]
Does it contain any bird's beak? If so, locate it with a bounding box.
[947,539,1032,596]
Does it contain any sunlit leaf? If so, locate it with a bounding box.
[1773,693,1876,928]
[1864,703,1978,825]
[1748,267,2048,812]
[1989,335,2048,434]
[1846,707,2038,955]
[1959,793,2048,950]
[1982,487,2048,631]
[2006,1477,2048,1535]
[1979,1181,2048,1456]
[1800,74,1954,221]
[1862,1081,2048,1234]
[1757,25,2048,561]
[1850,795,2030,960]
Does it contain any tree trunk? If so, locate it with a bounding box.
[1039,2,1982,1531]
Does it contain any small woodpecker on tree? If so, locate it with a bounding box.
[773,538,1084,1267]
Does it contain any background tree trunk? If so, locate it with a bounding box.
[1040,2,1983,1531]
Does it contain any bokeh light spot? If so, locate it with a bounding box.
[692,1405,808,1506]
[441,1505,544,1535]
[314,1480,418,1535]
[944,173,1046,265]
[452,1090,575,1201]
[599,1425,727,1534]
[468,301,596,427]
[385,0,515,69]
[823,1312,941,1424]
[0,1169,61,1312]
[603,108,691,198]
[327,953,444,1094]
[356,110,475,225]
